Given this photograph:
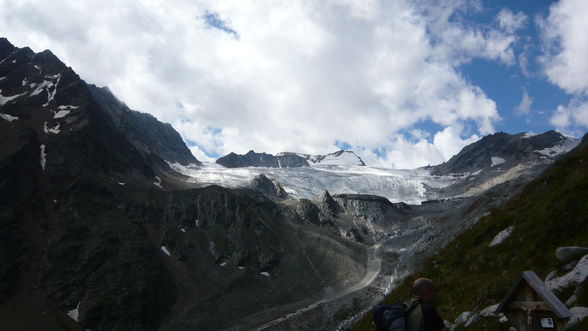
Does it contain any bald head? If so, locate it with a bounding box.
[412,278,437,303]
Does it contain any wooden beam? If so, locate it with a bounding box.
[508,301,551,310]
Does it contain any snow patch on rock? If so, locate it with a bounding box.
[40,144,46,170]
[537,139,580,158]
[67,302,80,322]
[44,122,61,134]
[260,272,270,277]
[53,110,71,119]
[154,176,163,189]
[0,113,18,122]
[160,246,171,256]
[0,89,26,105]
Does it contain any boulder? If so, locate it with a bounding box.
[489,226,514,247]
[556,247,588,263]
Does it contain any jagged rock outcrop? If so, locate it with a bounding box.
[216,149,366,168]
[217,150,309,168]
[556,247,588,263]
[250,174,288,200]
[89,85,200,166]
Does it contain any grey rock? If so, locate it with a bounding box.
[454,311,472,325]
[250,174,288,200]
[464,313,482,328]
[545,270,558,282]
[499,313,508,324]
[556,247,588,263]
[216,150,309,168]
[564,260,580,271]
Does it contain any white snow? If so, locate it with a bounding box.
[167,161,458,204]
[316,152,362,166]
[67,302,80,322]
[57,104,79,110]
[160,246,171,256]
[0,76,4,81]
[491,156,506,167]
[180,228,186,233]
[42,76,60,107]
[22,79,27,86]
[547,255,588,291]
[489,226,514,247]
[117,182,125,186]
[11,59,15,63]
[40,144,46,170]
[53,110,71,119]
[30,80,52,96]
[238,266,245,270]
[0,113,18,122]
[153,176,163,189]
[219,262,227,267]
[34,65,40,70]
[537,139,580,158]
[260,272,270,277]
[43,122,61,134]
[0,89,26,105]
[470,169,482,176]
[523,132,536,138]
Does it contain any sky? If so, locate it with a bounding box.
[1,0,587,168]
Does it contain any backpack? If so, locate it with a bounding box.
[373,299,422,331]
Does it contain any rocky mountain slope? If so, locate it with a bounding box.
[0,38,368,330]
[216,149,365,168]
[350,133,588,330]
[1,37,584,331]
[88,84,199,166]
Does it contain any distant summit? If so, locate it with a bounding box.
[216,149,365,168]
[428,130,579,176]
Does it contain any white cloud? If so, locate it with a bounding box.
[549,99,588,136]
[497,9,527,33]
[540,0,588,95]
[539,0,588,135]
[514,89,533,115]
[0,0,517,168]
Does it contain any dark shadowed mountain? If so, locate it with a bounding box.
[216,149,366,168]
[429,131,577,176]
[88,85,199,166]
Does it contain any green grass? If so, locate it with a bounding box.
[352,137,588,330]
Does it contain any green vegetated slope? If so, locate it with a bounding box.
[352,134,588,330]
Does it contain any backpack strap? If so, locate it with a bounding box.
[406,298,422,314]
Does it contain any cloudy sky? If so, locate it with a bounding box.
[1,0,587,168]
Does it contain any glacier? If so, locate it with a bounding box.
[169,162,461,204]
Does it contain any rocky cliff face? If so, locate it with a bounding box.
[216,149,366,168]
[0,38,368,331]
[88,85,200,166]
[217,150,310,168]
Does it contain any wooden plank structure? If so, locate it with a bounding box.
[495,271,573,331]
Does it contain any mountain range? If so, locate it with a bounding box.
[1,37,586,331]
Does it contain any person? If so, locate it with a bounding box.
[406,278,445,331]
